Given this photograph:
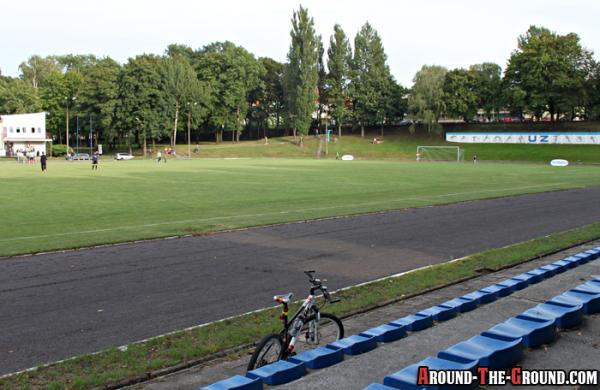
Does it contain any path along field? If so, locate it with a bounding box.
[1,158,600,257]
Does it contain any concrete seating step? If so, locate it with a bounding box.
[481,315,556,348]
[327,334,378,355]
[200,375,262,390]
[438,335,523,369]
[522,300,584,329]
[360,323,407,343]
[288,346,344,369]
[461,290,497,304]
[417,305,458,322]
[390,314,434,331]
[383,356,477,390]
[246,360,306,386]
[441,297,478,313]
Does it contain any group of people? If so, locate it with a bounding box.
[156,147,175,163]
[38,151,100,172]
[14,145,40,164]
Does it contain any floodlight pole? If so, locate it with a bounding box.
[187,110,191,158]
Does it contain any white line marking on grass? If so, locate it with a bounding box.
[0,182,580,243]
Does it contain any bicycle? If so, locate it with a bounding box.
[247,270,344,371]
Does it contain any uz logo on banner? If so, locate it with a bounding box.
[528,135,549,143]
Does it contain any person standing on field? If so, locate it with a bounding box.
[40,152,47,172]
[92,151,99,170]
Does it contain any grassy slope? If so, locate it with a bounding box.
[171,134,600,163]
[1,156,600,256]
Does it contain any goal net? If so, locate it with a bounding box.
[416,146,464,162]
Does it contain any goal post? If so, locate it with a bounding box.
[416,146,464,163]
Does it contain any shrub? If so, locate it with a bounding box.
[52,144,69,157]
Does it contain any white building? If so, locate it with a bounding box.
[0,112,51,157]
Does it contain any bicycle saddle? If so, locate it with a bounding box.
[273,293,293,303]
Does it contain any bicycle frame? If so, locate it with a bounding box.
[279,293,320,354]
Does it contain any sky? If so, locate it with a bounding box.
[1,0,600,87]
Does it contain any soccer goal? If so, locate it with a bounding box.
[416,146,464,163]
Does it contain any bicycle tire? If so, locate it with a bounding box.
[297,312,344,352]
[247,333,284,371]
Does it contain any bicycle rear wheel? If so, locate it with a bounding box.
[296,312,344,353]
[247,333,284,371]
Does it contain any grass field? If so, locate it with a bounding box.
[1,157,600,257]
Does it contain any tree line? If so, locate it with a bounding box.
[1,7,600,149]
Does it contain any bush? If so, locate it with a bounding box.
[52,144,69,157]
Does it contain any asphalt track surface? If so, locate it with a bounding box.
[1,187,600,375]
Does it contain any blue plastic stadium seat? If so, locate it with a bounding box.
[418,305,458,322]
[553,290,600,315]
[383,356,477,390]
[576,282,600,293]
[480,284,513,298]
[564,255,589,265]
[288,346,344,369]
[441,297,478,313]
[246,360,306,386]
[360,323,407,343]
[438,335,523,369]
[523,269,547,283]
[201,375,262,390]
[551,259,575,271]
[497,278,528,291]
[538,264,561,277]
[522,300,584,329]
[512,272,541,286]
[390,313,434,331]
[327,334,378,355]
[363,384,398,390]
[583,248,600,260]
[482,315,556,348]
[461,290,497,304]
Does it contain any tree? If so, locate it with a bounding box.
[326,24,352,137]
[504,26,594,121]
[0,77,41,114]
[160,57,207,147]
[39,71,69,143]
[116,55,169,155]
[19,55,61,89]
[77,57,121,145]
[350,22,391,138]
[408,65,447,134]
[284,6,319,142]
[316,36,327,133]
[470,63,503,121]
[196,42,262,143]
[443,68,478,122]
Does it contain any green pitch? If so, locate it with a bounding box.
[1,158,599,257]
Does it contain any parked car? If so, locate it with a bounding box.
[66,153,90,161]
[114,153,134,160]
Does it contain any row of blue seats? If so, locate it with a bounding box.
[201,247,600,390]
[365,275,600,390]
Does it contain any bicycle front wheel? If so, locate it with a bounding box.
[247,333,284,371]
[296,312,344,353]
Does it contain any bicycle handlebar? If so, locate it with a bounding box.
[304,270,340,304]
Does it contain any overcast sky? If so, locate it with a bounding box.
[1,0,599,86]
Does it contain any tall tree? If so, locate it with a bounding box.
[504,26,594,121]
[443,68,478,122]
[408,65,447,134]
[284,6,319,142]
[316,36,327,134]
[195,42,262,143]
[160,57,207,147]
[77,57,121,145]
[469,63,503,121]
[116,55,169,155]
[0,77,41,114]
[350,22,391,138]
[19,55,61,89]
[326,24,352,137]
